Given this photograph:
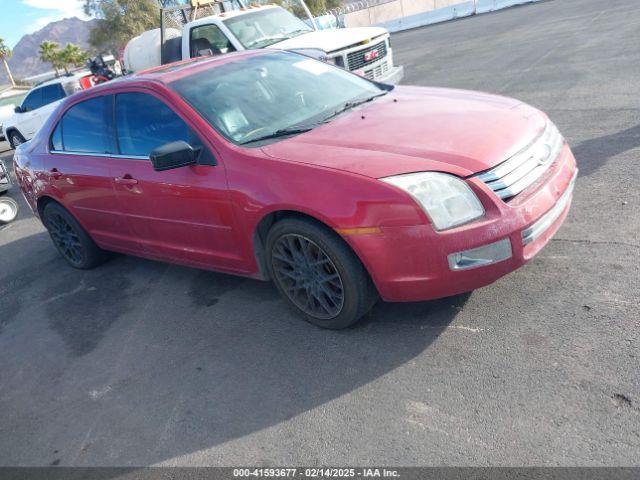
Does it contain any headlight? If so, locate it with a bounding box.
[327,56,345,68]
[381,172,485,230]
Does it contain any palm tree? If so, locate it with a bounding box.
[39,41,61,77]
[58,43,87,74]
[0,37,16,87]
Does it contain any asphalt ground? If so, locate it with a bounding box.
[0,0,638,466]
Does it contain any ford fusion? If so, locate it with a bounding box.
[14,51,577,328]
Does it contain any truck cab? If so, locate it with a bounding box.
[125,5,403,84]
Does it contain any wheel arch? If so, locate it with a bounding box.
[252,209,373,285]
[36,195,61,219]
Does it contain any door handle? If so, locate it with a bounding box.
[114,174,138,185]
[50,168,62,179]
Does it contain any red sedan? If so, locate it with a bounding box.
[14,50,577,328]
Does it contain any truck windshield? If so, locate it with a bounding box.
[224,8,314,49]
[170,51,387,145]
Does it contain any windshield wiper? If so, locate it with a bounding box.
[285,29,312,38]
[322,93,387,122]
[239,125,316,145]
[246,35,287,48]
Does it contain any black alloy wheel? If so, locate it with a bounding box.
[271,233,345,320]
[266,218,378,329]
[46,210,85,266]
[42,202,109,269]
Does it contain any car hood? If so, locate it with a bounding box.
[267,27,388,53]
[261,86,547,179]
[0,104,16,124]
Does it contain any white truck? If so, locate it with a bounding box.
[123,3,403,84]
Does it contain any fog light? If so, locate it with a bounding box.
[448,238,513,271]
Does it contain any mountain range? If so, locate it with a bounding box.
[1,17,97,84]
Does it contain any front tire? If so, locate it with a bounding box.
[266,218,378,329]
[42,202,109,269]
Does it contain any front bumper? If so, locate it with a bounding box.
[377,65,404,85]
[346,145,578,302]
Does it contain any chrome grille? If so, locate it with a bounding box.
[347,41,387,71]
[364,59,389,80]
[475,122,564,201]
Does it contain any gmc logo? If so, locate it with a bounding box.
[363,49,380,62]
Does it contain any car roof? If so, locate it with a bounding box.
[133,49,266,83]
[33,71,91,89]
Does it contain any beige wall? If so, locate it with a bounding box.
[344,0,465,27]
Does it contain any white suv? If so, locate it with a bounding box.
[3,72,90,149]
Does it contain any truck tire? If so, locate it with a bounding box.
[7,130,26,150]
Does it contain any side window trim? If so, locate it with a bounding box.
[50,150,149,160]
[49,90,217,166]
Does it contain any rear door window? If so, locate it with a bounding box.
[59,95,115,154]
[21,88,43,112]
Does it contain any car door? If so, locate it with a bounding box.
[47,94,136,253]
[110,90,243,272]
[16,87,43,137]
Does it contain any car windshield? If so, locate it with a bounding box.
[224,8,314,49]
[170,51,388,145]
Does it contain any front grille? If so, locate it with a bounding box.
[475,122,564,201]
[347,40,387,71]
[364,59,389,80]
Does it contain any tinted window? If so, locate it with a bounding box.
[224,8,313,49]
[116,93,196,157]
[22,88,43,111]
[190,24,235,57]
[41,84,65,106]
[50,122,63,151]
[61,96,114,153]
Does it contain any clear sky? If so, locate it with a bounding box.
[0,0,89,48]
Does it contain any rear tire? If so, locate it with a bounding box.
[42,202,109,269]
[266,217,378,329]
[8,130,25,150]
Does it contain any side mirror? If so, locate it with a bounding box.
[149,140,197,171]
[14,106,24,113]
